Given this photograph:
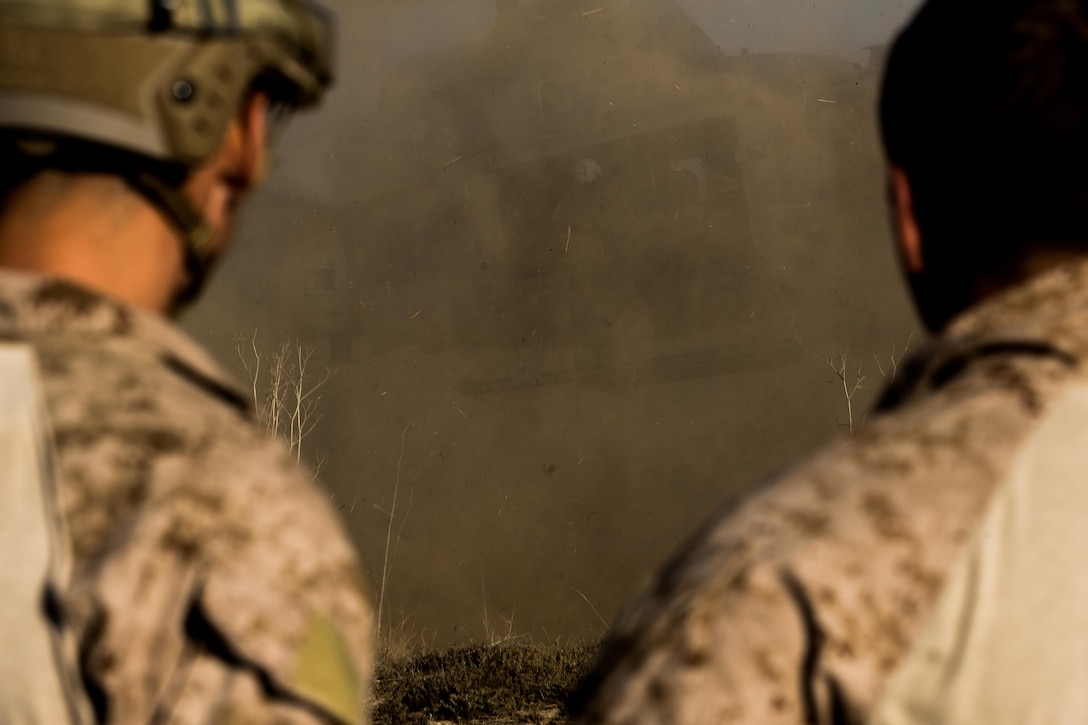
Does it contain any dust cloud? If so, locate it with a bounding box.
[184,0,923,647]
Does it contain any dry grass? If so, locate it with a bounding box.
[372,640,601,725]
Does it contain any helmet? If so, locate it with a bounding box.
[0,0,336,306]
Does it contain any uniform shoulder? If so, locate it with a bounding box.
[139,363,374,723]
[193,433,375,723]
[33,335,374,722]
[574,354,1063,724]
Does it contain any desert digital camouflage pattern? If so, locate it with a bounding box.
[0,270,374,724]
[573,255,1088,724]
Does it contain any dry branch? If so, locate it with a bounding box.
[233,329,331,473]
[874,332,914,382]
[826,351,865,434]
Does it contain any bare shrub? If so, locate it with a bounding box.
[825,351,866,434]
[233,329,331,475]
[824,333,914,434]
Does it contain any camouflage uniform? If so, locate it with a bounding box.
[573,255,1088,724]
[0,270,374,724]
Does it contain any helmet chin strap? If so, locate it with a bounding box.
[7,137,217,311]
[123,171,217,312]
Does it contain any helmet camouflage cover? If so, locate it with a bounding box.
[0,0,335,307]
[0,0,334,167]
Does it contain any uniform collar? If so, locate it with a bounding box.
[943,254,1088,357]
[876,256,1088,411]
[0,269,250,413]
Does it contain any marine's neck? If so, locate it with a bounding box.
[0,172,184,315]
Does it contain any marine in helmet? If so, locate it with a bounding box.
[0,1,373,723]
[572,0,1088,722]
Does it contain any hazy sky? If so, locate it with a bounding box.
[356,0,928,73]
[276,0,927,214]
[334,0,927,102]
[678,0,925,60]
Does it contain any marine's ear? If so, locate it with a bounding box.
[889,166,924,274]
[234,91,270,191]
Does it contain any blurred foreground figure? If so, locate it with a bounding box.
[573,1,1088,723]
[0,1,373,723]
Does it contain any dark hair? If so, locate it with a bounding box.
[881,0,1088,273]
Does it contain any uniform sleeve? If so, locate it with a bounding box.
[572,553,832,725]
[160,651,328,725]
[69,435,375,725]
[189,447,375,725]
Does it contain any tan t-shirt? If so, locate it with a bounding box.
[873,383,1088,724]
[0,343,92,724]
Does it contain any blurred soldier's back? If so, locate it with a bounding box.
[572,1,1088,723]
[0,1,374,722]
